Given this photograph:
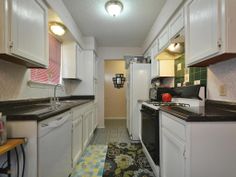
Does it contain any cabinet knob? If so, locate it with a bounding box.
[9,41,14,48]
[217,39,222,48]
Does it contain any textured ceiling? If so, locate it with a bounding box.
[63,0,166,47]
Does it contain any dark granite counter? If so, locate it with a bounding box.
[0,95,95,122]
[160,100,236,122]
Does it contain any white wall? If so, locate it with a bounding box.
[97,47,142,128]
[142,0,184,53]
[207,58,236,102]
[0,60,69,100]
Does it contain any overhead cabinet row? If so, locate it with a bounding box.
[0,0,48,68]
[185,0,236,66]
[146,0,236,74]
[146,7,184,79]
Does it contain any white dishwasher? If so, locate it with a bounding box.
[38,111,72,177]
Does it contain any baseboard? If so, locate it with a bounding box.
[105,117,126,120]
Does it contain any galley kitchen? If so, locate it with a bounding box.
[0,0,236,177]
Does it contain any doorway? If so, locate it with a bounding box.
[104,60,126,120]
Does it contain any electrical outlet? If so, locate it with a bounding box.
[219,84,227,96]
[177,83,182,87]
[194,80,201,85]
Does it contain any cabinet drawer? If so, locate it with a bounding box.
[161,112,186,141]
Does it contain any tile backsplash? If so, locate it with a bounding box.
[174,55,207,87]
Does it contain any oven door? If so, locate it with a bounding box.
[140,106,159,166]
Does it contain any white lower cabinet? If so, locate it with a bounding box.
[160,111,236,177]
[82,108,90,149]
[72,107,83,167]
[72,102,97,161]
[161,128,185,177]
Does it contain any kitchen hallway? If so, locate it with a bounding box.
[90,119,131,144]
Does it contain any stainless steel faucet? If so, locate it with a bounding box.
[52,84,64,105]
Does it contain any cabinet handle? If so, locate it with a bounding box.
[183,149,187,159]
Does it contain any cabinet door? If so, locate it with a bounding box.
[76,45,83,80]
[86,110,93,138]
[158,27,169,51]
[185,0,220,66]
[11,0,48,67]
[151,41,158,78]
[92,105,97,131]
[169,8,184,39]
[82,114,89,150]
[76,50,95,95]
[62,43,76,79]
[72,116,83,167]
[161,128,186,177]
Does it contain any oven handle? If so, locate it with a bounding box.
[140,109,157,117]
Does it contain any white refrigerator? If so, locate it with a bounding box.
[126,62,150,140]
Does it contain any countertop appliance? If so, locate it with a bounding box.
[140,85,205,176]
[38,111,72,177]
[126,62,150,140]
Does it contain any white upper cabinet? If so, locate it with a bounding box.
[151,40,158,78]
[62,42,83,80]
[185,0,236,66]
[0,0,48,68]
[76,45,84,79]
[169,8,184,39]
[77,50,96,95]
[158,26,169,51]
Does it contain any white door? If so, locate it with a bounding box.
[185,0,220,66]
[11,0,48,66]
[161,128,186,177]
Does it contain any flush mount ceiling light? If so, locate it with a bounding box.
[105,0,123,17]
[49,22,66,36]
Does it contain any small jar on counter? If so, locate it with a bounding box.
[0,112,7,145]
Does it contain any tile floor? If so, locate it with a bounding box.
[90,119,131,145]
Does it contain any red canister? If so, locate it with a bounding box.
[162,93,172,102]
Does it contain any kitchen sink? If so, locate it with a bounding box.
[59,100,79,103]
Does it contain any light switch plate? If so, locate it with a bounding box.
[219,84,227,96]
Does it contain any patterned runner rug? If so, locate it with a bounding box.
[71,145,108,177]
[103,143,154,177]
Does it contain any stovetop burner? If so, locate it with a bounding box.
[144,101,190,108]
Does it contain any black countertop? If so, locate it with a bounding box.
[160,100,236,122]
[0,95,95,122]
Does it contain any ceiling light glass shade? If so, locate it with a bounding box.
[49,22,66,36]
[105,0,123,17]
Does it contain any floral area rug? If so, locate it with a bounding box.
[103,143,154,177]
[71,145,108,177]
